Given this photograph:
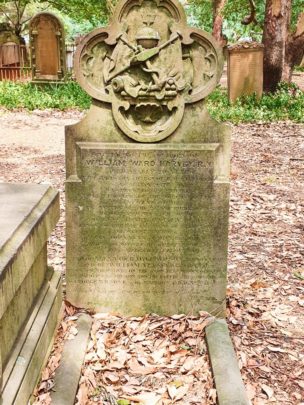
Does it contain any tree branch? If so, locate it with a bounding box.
[0,6,15,26]
[242,0,258,26]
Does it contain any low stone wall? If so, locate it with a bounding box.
[0,183,63,404]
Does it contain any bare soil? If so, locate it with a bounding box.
[0,110,303,404]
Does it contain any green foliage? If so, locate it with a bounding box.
[207,83,304,123]
[0,0,108,37]
[0,81,91,110]
[222,0,265,42]
[291,0,304,29]
[46,0,109,25]
[187,0,304,42]
[0,81,303,124]
[186,0,213,31]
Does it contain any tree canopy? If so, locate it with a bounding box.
[1,0,303,42]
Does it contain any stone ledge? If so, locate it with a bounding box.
[0,183,60,319]
[1,270,63,405]
[206,319,250,405]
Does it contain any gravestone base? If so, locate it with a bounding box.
[1,269,63,405]
[32,79,66,84]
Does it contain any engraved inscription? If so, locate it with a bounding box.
[66,145,227,315]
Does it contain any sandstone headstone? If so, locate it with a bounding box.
[0,24,22,80]
[29,12,66,82]
[0,23,19,48]
[228,41,264,103]
[66,0,231,316]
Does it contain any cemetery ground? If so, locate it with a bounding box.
[0,110,303,404]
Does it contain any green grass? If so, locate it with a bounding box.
[294,65,304,72]
[0,80,303,123]
[0,81,91,110]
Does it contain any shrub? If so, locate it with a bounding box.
[0,80,303,123]
[207,82,304,123]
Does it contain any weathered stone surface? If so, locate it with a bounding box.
[228,42,264,103]
[206,320,250,405]
[74,0,223,142]
[0,23,19,46]
[29,12,66,82]
[66,0,231,316]
[67,142,230,315]
[0,247,47,368]
[51,314,93,405]
[1,270,63,405]
[0,183,61,402]
[0,184,59,327]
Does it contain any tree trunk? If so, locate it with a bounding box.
[282,12,304,82]
[262,0,292,92]
[212,0,227,47]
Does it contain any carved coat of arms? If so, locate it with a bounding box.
[75,0,223,142]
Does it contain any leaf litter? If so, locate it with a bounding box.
[75,312,216,404]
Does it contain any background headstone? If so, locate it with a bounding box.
[0,24,22,80]
[66,0,231,317]
[29,12,66,82]
[228,42,264,103]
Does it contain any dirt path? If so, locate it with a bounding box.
[0,110,303,404]
[0,110,82,154]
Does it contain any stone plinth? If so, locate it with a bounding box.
[66,0,231,317]
[29,12,66,82]
[0,183,62,404]
[228,42,264,103]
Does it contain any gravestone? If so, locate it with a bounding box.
[0,183,62,404]
[0,23,19,48]
[29,12,66,82]
[66,0,231,316]
[0,23,22,80]
[228,41,264,103]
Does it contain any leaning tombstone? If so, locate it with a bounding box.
[29,12,66,82]
[66,0,231,317]
[227,41,264,103]
[0,183,62,404]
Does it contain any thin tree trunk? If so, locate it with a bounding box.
[282,12,304,82]
[212,0,227,47]
[262,0,292,92]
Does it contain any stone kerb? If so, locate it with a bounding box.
[0,183,63,404]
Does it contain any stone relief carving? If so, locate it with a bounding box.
[75,0,223,142]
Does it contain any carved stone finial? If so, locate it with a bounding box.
[75,0,223,142]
